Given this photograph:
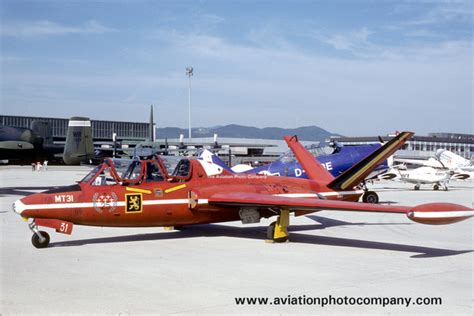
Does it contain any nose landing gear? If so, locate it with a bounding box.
[29,221,50,248]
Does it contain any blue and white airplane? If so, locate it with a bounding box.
[200,142,392,203]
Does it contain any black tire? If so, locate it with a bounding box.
[362,191,379,204]
[414,185,420,190]
[433,184,439,191]
[274,235,289,243]
[31,231,50,249]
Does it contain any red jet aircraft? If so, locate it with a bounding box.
[13,132,473,248]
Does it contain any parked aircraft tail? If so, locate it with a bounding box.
[30,120,53,146]
[284,135,335,183]
[327,132,413,190]
[436,149,473,169]
[199,149,233,172]
[63,117,94,165]
[284,132,413,190]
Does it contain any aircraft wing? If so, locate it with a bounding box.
[0,141,34,150]
[164,140,275,148]
[394,158,443,168]
[207,192,473,224]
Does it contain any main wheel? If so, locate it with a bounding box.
[362,191,379,204]
[414,185,420,190]
[433,184,439,191]
[31,231,50,249]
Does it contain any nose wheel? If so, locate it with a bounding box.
[29,221,50,248]
[31,231,50,248]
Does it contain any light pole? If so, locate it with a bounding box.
[186,66,193,140]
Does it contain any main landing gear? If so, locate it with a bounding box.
[433,183,448,191]
[360,181,379,204]
[266,209,290,243]
[29,221,50,249]
[362,191,379,204]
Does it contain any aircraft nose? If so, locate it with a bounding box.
[12,199,26,216]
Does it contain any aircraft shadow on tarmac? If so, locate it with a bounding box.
[0,186,58,197]
[50,215,471,258]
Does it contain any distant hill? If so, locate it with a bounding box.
[156,124,341,142]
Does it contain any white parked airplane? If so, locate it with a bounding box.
[395,149,472,180]
[379,166,452,191]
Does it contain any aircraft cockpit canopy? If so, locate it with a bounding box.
[80,156,195,186]
[113,159,143,182]
[277,143,339,164]
[172,159,191,178]
[80,158,145,186]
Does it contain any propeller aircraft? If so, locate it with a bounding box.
[199,142,390,203]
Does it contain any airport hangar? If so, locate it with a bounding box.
[2,114,473,163]
[331,133,474,160]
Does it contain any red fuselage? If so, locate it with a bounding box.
[16,159,361,227]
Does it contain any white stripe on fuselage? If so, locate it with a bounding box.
[13,191,362,215]
[13,199,209,214]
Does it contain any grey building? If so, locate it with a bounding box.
[331,133,474,159]
[1,115,149,142]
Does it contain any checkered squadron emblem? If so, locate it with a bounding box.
[93,192,118,213]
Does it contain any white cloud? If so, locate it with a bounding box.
[405,29,439,38]
[2,16,471,135]
[3,28,471,135]
[198,13,225,27]
[1,20,117,37]
[315,27,373,52]
[402,1,472,26]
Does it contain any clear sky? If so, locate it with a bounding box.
[1,0,472,136]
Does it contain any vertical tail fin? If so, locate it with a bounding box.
[30,120,53,145]
[284,132,413,190]
[199,149,234,173]
[328,131,413,190]
[63,117,94,165]
[436,149,472,168]
[284,135,335,183]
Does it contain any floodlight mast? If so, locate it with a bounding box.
[186,66,193,141]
